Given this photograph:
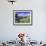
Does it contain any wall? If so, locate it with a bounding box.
[0,0,46,42]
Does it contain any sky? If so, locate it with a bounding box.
[16,12,31,16]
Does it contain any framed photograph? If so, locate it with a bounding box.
[13,10,32,25]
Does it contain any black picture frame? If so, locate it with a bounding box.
[13,10,33,26]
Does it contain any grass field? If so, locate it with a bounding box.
[15,16,31,23]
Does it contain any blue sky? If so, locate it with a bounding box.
[16,12,31,16]
[16,12,30,14]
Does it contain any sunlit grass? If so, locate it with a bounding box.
[15,16,31,23]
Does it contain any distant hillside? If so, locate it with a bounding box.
[15,16,30,23]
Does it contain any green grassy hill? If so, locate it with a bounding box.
[19,16,31,23]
